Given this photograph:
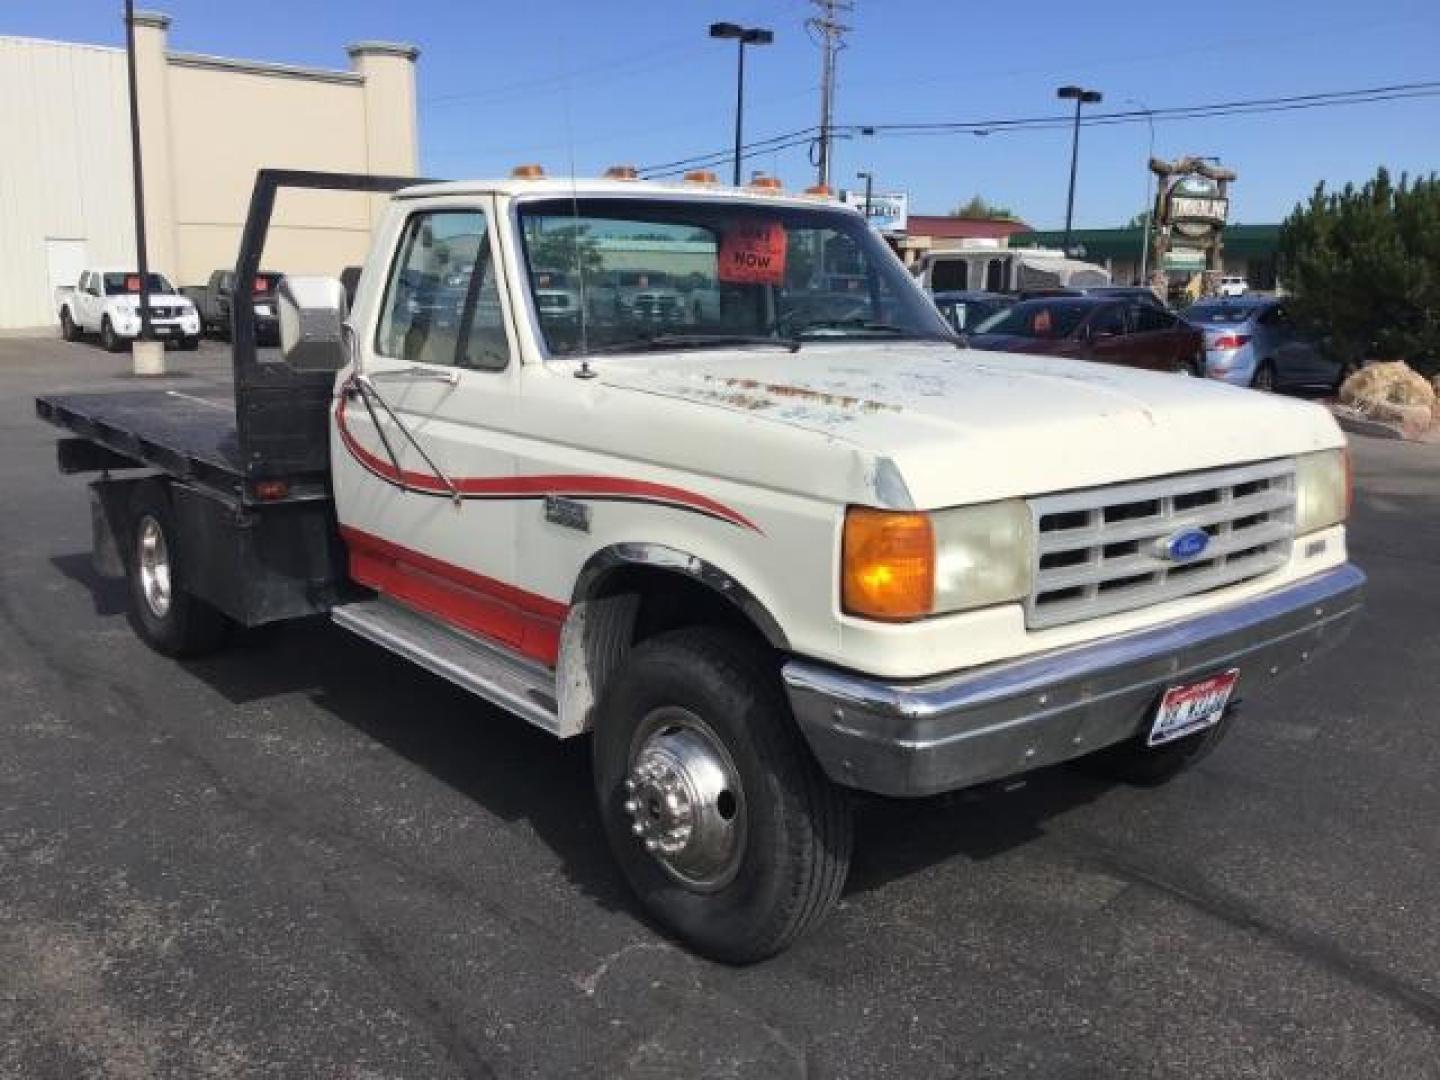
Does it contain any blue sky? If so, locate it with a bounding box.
[7,0,1438,227]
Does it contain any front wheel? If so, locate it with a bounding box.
[100,316,124,353]
[125,482,231,657]
[60,308,80,342]
[1251,360,1276,392]
[593,628,853,963]
[179,335,200,351]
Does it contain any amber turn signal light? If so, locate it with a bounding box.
[842,508,935,620]
[511,163,546,179]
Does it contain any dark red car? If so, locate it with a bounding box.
[968,296,1203,375]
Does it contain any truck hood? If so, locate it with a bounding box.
[108,293,193,310]
[592,342,1344,508]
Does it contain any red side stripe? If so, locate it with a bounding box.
[335,394,760,532]
[340,526,566,666]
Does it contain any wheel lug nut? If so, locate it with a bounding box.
[624,778,637,793]
[644,838,659,852]
[631,822,645,836]
[623,799,638,814]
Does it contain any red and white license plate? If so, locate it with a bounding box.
[1148,669,1239,746]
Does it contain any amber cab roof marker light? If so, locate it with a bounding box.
[683,169,720,184]
[804,183,832,197]
[748,174,783,191]
[604,165,639,180]
[511,164,546,179]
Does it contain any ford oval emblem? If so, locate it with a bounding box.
[1162,528,1211,563]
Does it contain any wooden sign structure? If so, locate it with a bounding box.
[1147,156,1237,298]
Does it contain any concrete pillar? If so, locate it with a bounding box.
[347,41,420,177]
[129,10,178,281]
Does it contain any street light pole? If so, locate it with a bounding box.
[1056,85,1102,258]
[123,0,153,345]
[1126,97,1156,285]
[710,23,774,186]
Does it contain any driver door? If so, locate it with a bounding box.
[333,203,556,661]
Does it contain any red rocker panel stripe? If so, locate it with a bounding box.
[340,526,566,666]
[334,395,760,532]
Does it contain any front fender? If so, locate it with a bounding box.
[573,542,789,650]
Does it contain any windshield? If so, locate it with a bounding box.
[974,299,1093,339]
[103,272,174,296]
[1186,301,1262,324]
[516,197,951,357]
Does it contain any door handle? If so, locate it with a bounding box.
[366,365,460,387]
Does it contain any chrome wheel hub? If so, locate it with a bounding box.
[137,515,172,618]
[624,709,744,890]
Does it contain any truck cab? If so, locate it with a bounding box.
[38,169,1363,963]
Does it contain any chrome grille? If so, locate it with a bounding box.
[1026,458,1296,630]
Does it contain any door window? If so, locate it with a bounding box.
[1132,304,1173,333]
[376,209,509,371]
[1088,305,1127,338]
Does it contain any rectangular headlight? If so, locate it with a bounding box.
[932,500,1033,613]
[1294,449,1350,534]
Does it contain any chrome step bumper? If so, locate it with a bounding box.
[782,564,1365,798]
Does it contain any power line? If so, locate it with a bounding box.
[635,78,1440,176]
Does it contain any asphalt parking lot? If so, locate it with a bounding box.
[2,334,1438,1079]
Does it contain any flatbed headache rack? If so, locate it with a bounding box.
[34,170,430,626]
[35,169,429,507]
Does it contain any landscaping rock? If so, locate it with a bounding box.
[1339,362,1436,435]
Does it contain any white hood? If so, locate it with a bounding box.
[109,292,193,311]
[593,342,1345,508]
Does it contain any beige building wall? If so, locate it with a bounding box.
[0,13,418,329]
[0,37,138,330]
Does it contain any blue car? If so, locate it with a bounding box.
[1184,296,1349,391]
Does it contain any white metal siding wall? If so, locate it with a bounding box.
[0,38,137,330]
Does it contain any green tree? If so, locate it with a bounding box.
[1278,167,1440,374]
[525,222,604,277]
[949,195,1018,220]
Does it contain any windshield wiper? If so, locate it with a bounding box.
[792,319,916,337]
[583,333,801,356]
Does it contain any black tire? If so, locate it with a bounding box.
[60,308,80,342]
[125,482,230,658]
[593,627,853,963]
[179,335,200,351]
[1075,708,1237,787]
[100,316,125,353]
[1251,360,1276,392]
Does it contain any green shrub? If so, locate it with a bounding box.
[1278,168,1440,376]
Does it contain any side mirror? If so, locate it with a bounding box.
[277,276,349,372]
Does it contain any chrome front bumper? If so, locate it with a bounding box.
[782,564,1365,797]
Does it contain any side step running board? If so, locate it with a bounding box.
[332,598,561,735]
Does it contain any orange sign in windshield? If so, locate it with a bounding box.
[718,220,787,285]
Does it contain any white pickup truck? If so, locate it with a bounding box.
[57,267,201,351]
[37,168,1363,963]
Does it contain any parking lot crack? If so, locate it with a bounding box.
[1065,835,1440,1031]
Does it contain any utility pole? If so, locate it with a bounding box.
[807,0,851,188]
[857,170,875,226]
[123,0,154,346]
